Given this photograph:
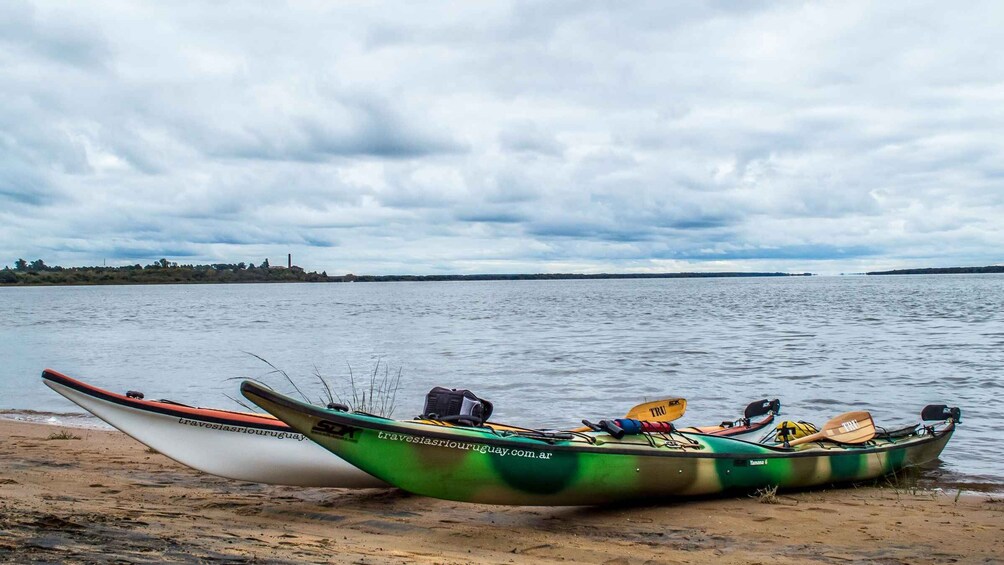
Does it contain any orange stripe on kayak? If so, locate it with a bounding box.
[43,368,285,427]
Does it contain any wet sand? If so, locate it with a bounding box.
[2,419,1002,564]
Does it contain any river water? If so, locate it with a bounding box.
[2,275,1001,489]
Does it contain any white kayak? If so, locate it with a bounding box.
[41,369,386,488]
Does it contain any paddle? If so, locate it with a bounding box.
[788,410,876,447]
[624,397,687,422]
[570,397,687,433]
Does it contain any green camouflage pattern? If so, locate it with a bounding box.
[241,382,955,506]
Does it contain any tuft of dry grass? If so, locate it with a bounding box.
[46,430,81,440]
[752,485,779,504]
[328,359,403,417]
[234,353,404,417]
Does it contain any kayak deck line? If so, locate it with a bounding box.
[42,369,289,432]
[241,380,952,461]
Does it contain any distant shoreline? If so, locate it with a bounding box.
[866,265,1004,275]
[0,265,812,286]
[5,260,1004,285]
[341,271,811,282]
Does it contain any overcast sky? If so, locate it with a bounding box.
[2,1,1002,275]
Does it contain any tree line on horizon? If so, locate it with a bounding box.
[0,258,332,285]
[865,265,1004,275]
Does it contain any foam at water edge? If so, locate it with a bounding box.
[0,409,114,430]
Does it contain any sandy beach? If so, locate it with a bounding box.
[1,419,1001,564]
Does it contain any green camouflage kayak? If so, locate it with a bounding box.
[241,381,957,506]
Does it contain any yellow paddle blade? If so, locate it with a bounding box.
[568,397,688,432]
[624,397,687,422]
[789,410,876,447]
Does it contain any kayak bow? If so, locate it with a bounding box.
[42,369,386,487]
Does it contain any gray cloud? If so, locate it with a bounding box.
[0,2,111,71]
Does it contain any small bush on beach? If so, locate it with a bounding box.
[46,430,81,440]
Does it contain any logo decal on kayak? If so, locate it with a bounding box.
[311,420,359,441]
[377,431,553,459]
[177,418,307,441]
[734,459,768,467]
